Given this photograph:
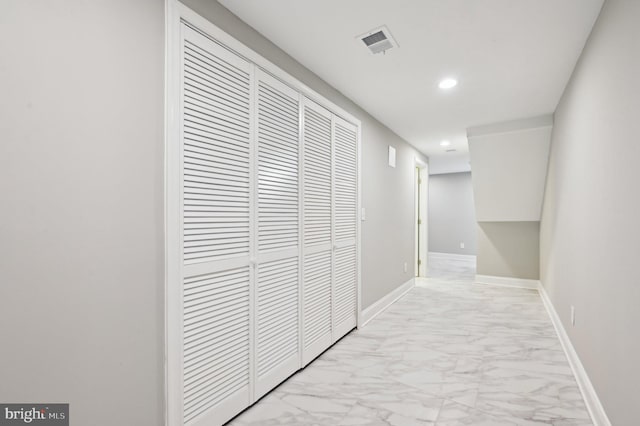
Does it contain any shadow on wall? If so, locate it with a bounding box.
[476,221,540,280]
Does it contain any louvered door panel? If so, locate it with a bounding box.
[303,250,332,347]
[183,267,250,423]
[333,246,356,336]
[180,26,253,426]
[254,70,300,398]
[303,108,332,247]
[332,117,358,341]
[302,99,333,365]
[183,34,251,265]
[256,257,298,396]
[256,73,299,254]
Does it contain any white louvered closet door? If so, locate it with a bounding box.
[180,26,253,426]
[254,69,301,398]
[301,98,333,365]
[170,11,362,426]
[332,117,358,341]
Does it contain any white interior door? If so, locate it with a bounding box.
[301,98,333,365]
[420,164,428,276]
[332,116,358,341]
[179,25,254,426]
[253,69,300,399]
[415,161,428,277]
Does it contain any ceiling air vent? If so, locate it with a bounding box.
[357,25,398,55]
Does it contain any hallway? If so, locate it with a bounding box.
[230,259,591,425]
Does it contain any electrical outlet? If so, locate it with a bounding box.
[460,242,465,249]
[361,207,366,221]
[571,306,576,326]
[403,262,408,273]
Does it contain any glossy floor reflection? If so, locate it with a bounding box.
[230,256,592,425]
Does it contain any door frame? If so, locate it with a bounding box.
[414,158,428,277]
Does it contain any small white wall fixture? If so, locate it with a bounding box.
[388,145,396,168]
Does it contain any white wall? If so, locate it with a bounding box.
[467,117,551,279]
[540,0,639,423]
[477,222,539,280]
[0,1,165,425]
[469,117,552,222]
[428,172,477,255]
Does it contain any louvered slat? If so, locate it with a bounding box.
[303,250,332,347]
[334,246,357,325]
[303,105,332,247]
[333,122,358,243]
[332,118,358,340]
[257,79,299,252]
[183,39,251,265]
[182,267,250,423]
[257,257,298,376]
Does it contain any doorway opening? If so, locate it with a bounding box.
[415,159,428,277]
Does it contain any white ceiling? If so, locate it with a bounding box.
[219,0,603,174]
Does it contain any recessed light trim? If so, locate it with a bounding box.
[440,140,451,147]
[438,78,458,89]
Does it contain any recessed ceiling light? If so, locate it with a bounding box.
[440,140,451,146]
[438,78,458,89]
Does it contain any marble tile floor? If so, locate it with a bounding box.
[425,253,476,281]
[229,259,592,425]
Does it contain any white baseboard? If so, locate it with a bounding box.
[360,278,415,327]
[538,283,611,426]
[475,274,539,290]
[428,251,476,262]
